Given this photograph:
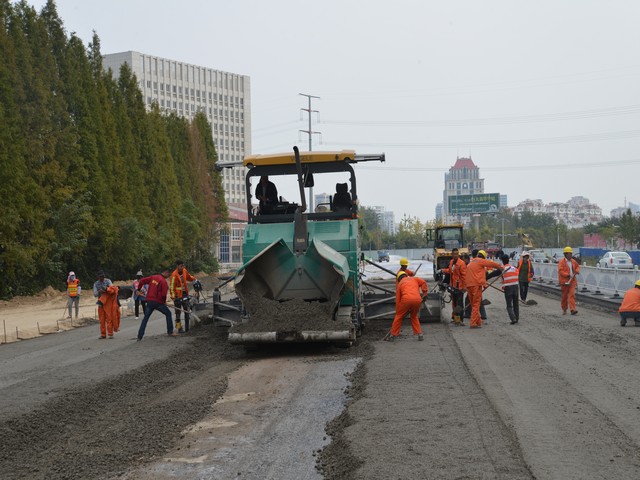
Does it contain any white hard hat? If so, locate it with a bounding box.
[136,270,143,276]
[69,271,75,276]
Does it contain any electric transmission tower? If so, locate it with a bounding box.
[299,93,321,209]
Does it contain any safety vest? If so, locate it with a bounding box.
[67,279,80,297]
[501,265,519,287]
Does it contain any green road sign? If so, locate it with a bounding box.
[448,193,500,214]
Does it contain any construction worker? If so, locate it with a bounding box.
[463,250,488,321]
[465,250,503,329]
[170,259,197,333]
[137,266,177,341]
[255,175,278,214]
[93,270,120,339]
[66,271,81,319]
[439,248,466,324]
[388,271,428,341]
[517,251,534,302]
[558,246,580,315]
[133,270,148,320]
[500,255,520,324]
[618,280,640,327]
[396,258,414,283]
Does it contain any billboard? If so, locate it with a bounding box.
[448,193,500,214]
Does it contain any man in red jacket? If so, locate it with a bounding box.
[388,271,428,342]
[136,266,178,341]
[619,280,640,327]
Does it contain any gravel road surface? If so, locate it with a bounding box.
[1,282,639,480]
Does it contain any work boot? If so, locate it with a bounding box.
[387,335,396,342]
[620,319,626,327]
[571,310,578,315]
[418,334,424,341]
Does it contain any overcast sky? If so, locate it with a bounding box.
[29,0,640,222]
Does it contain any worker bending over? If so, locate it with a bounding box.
[389,271,428,342]
[465,250,502,329]
[619,280,640,327]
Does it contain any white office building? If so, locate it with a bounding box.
[102,51,251,206]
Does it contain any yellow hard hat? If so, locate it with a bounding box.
[563,246,573,254]
[397,271,408,280]
[478,250,487,258]
[400,258,409,266]
[635,279,640,287]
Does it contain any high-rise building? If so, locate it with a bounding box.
[102,51,251,207]
[443,156,484,223]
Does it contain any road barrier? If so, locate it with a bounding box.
[531,262,640,298]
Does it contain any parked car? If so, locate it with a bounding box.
[377,250,390,262]
[597,251,634,269]
[528,249,551,263]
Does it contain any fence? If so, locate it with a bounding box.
[531,262,640,298]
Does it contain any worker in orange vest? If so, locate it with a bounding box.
[66,271,81,319]
[619,279,640,327]
[439,248,466,325]
[557,246,580,315]
[388,271,428,341]
[170,259,197,333]
[465,250,503,328]
[500,255,520,324]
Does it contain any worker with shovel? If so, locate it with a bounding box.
[388,271,428,342]
[439,248,466,325]
[466,250,503,329]
[558,246,580,315]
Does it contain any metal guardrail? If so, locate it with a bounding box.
[530,261,640,298]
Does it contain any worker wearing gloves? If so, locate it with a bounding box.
[389,271,428,342]
[500,254,520,324]
[170,259,197,333]
[93,270,120,339]
[465,250,503,329]
[396,257,414,283]
[558,246,580,315]
[439,248,466,324]
[618,279,640,327]
[137,266,177,341]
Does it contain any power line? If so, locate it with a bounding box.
[323,129,640,149]
[356,158,640,173]
[319,104,640,128]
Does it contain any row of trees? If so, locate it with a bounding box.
[359,207,640,252]
[0,1,226,297]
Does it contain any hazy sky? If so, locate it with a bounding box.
[29,0,640,221]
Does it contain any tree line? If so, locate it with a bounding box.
[0,1,227,298]
[359,207,640,251]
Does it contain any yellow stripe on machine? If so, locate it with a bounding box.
[243,150,357,167]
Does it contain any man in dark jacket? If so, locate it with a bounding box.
[136,266,178,341]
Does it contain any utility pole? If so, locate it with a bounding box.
[299,93,320,211]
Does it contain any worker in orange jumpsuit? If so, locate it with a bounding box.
[396,257,414,283]
[170,259,197,333]
[389,271,428,341]
[558,246,580,315]
[618,279,640,326]
[439,247,466,324]
[93,270,120,339]
[465,250,502,328]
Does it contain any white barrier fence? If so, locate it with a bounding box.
[531,262,640,298]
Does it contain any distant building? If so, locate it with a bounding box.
[103,51,252,269]
[514,197,603,228]
[435,203,443,222]
[611,201,639,217]
[369,206,396,234]
[102,51,251,207]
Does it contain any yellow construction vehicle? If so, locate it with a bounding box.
[426,224,469,278]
